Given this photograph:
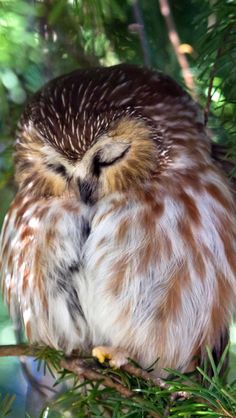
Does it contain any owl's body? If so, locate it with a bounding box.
[1,64,236,376]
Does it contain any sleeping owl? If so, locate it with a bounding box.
[0,64,235,376]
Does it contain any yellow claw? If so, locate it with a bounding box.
[92,347,112,364]
[92,346,129,368]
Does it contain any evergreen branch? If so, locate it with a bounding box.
[61,357,134,398]
[60,358,163,418]
[1,344,236,417]
[0,344,187,398]
[122,363,190,400]
[204,40,226,126]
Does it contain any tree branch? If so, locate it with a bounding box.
[0,343,189,412]
[61,357,134,397]
[158,0,195,95]
[0,344,38,357]
[123,363,168,389]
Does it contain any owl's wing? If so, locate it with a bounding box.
[0,194,90,353]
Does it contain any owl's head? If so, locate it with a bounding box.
[15,64,202,202]
[15,116,167,204]
[74,118,167,204]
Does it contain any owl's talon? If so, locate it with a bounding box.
[92,346,112,364]
[92,346,129,368]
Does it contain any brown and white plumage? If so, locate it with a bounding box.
[1,64,236,376]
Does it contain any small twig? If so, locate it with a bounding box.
[122,363,190,400]
[61,358,134,398]
[62,358,161,418]
[123,363,167,388]
[158,0,195,96]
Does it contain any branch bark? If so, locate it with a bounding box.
[0,344,38,357]
[61,357,134,397]
[158,0,195,95]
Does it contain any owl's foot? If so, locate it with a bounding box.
[92,345,129,368]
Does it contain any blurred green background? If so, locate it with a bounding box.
[0,0,236,416]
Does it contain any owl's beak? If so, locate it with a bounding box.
[73,152,98,204]
[77,177,98,205]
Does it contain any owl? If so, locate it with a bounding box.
[0,64,236,377]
